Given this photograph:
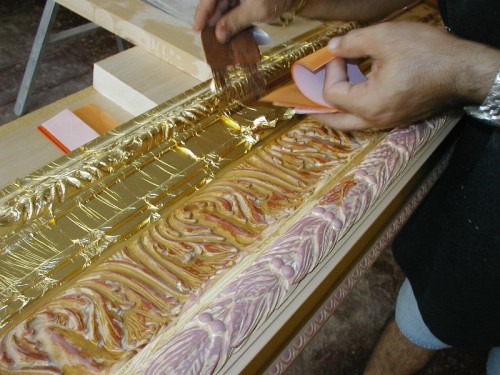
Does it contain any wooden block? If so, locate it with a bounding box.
[55,0,323,81]
[93,47,200,116]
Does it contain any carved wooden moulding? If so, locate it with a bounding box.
[0,3,445,374]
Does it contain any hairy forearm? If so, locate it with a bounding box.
[300,0,417,22]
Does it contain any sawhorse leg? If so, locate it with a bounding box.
[14,0,101,116]
[14,0,59,116]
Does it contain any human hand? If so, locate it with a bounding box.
[193,0,300,43]
[312,22,500,131]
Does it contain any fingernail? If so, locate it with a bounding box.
[328,37,341,51]
[219,30,230,44]
[217,20,230,43]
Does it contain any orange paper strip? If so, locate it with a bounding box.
[261,47,366,114]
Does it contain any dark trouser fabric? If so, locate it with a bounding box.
[393,118,500,348]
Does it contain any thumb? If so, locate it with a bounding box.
[322,54,371,114]
[216,6,260,43]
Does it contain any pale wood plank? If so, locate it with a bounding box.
[55,0,323,81]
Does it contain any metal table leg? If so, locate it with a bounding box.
[14,0,99,116]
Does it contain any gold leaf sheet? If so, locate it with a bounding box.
[0,16,367,332]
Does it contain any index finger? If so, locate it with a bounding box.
[193,0,218,31]
[327,27,381,59]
